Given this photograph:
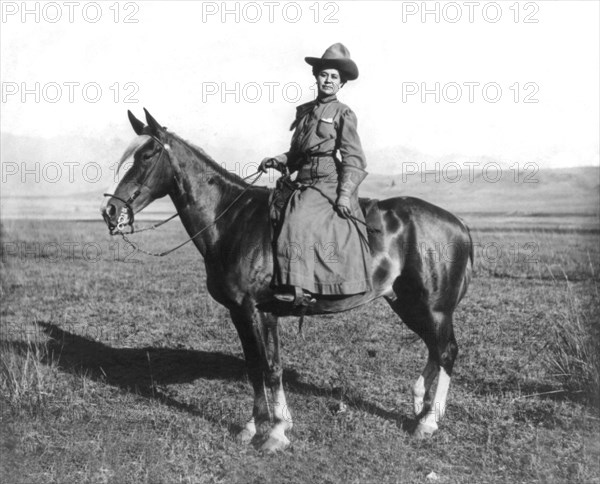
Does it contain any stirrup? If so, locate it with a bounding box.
[273,287,315,307]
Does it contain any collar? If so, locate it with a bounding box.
[290,94,338,130]
[316,94,338,104]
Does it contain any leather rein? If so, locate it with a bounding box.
[103,136,264,257]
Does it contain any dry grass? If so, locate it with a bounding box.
[0,339,53,407]
[1,218,599,483]
[542,271,600,406]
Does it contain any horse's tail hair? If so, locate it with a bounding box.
[460,217,474,267]
[468,227,474,266]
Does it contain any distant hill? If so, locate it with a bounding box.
[1,132,598,219]
[0,132,127,198]
[360,166,600,215]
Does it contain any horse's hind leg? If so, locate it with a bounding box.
[415,311,457,437]
[387,296,458,438]
[412,355,437,417]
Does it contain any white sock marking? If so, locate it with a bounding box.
[270,386,292,441]
[413,375,426,415]
[420,367,451,429]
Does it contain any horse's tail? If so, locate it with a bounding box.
[457,216,474,267]
[454,217,474,304]
[465,222,474,267]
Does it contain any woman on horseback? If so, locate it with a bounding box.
[260,43,372,306]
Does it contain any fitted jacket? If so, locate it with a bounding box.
[280,94,367,182]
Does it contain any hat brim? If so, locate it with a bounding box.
[305,57,359,81]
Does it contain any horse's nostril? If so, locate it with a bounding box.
[107,204,116,217]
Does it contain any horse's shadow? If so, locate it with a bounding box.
[7,321,414,434]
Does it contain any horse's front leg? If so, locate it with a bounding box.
[229,305,272,444]
[260,313,293,453]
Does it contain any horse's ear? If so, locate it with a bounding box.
[144,108,163,134]
[128,110,145,135]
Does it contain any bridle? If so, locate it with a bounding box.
[103,135,171,234]
[103,133,263,257]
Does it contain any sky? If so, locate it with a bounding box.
[1,0,599,173]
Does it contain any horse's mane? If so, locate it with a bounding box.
[168,131,249,188]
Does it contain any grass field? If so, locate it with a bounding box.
[1,216,599,484]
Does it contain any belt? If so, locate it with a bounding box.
[297,155,338,184]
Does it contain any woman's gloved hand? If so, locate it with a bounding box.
[335,194,352,219]
[259,157,285,173]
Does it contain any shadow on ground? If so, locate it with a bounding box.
[4,321,415,433]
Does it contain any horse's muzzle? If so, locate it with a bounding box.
[101,195,134,235]
[102,207,116,233]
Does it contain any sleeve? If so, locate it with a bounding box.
[337,108,367,170]
[283,148,300,174]
[266,151,299,175]
[272,152,289,165]
[336,108,368,197]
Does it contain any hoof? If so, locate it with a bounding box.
[414,423,437,439]
[260,434,290,454]
[236,427,256,445]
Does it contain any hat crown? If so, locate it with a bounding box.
[304,43,359,80]
[321,43,352,61]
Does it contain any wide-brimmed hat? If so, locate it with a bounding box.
[305,43,359,81]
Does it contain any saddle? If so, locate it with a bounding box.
[268,174,299,239]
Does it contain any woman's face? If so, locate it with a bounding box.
[316,68,342,97]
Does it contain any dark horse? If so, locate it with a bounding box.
[101,109,473,452]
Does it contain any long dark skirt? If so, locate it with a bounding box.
[273,176,372,296]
